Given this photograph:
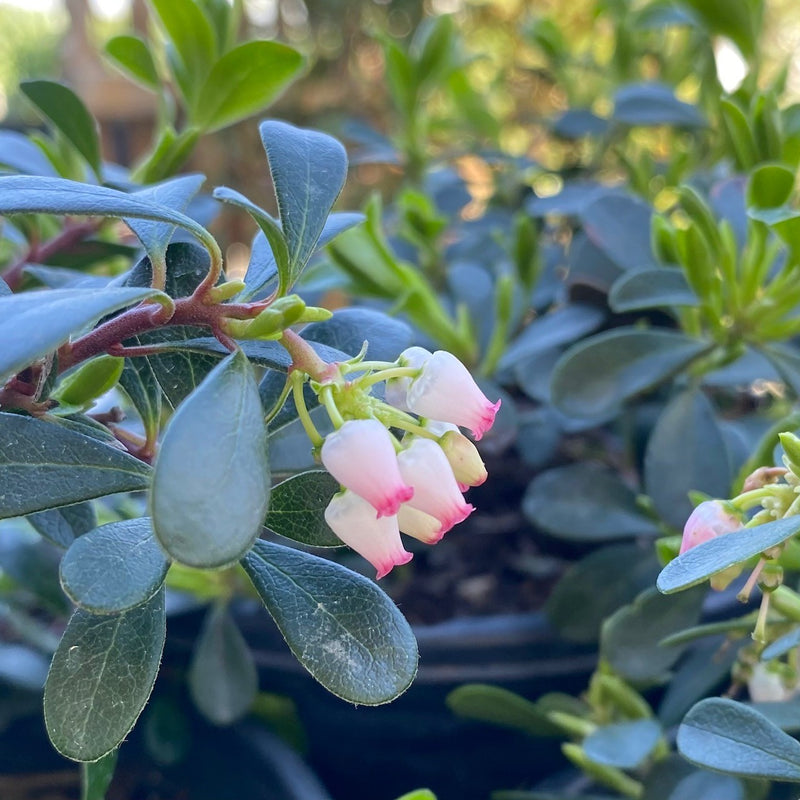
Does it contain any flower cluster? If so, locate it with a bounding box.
[296,346,500,579]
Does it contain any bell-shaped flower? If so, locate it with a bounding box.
[680,499,742,554]
[321,419,413,517]
[405,350,501,440]
[384,346,433,412]
[437,430,487,487]
[397,437,474,532]
[324,490,412,579]
[398,504,445,544]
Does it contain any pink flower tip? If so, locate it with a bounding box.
[374,485,415,518]
[680,500,742,554]
[375,550,413,580]
[471,398,502,441]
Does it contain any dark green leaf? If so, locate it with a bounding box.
[0,412,150,519]
[762,343,800,396]
[446,683,561,737]
[600,586,706,684]
[302,308,413,361]
[0,175,213,253]
[613,83,706,128]
[546,544,660,642]
[149,0,216,106]
[44,588,166,761]
[748,700,800,733]
[194,41,303,132]
[523,463,660,541]
[0,278,10,296]
[241,231,278,300]
[81,750,118,800]
[0,286,162,384]
[118,357,162,438]
[762,628,800,662]
[104,35,160,89]
[28,502,97,549]
[188,604,257,725]
[241,539,417,704]
[609,268,699,312]
[583,719,662,768]
[551,328,711,419]
[657,516,800,593]
[20,80,102,179]
[678,698,800,781]
[60,518,168,614]
[681,0,761,57]
[260,120,348,289]
[645,389,732,529]
[151,350,270,568]
[667,771,744,800]
[265,471,341,547]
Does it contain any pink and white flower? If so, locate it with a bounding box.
[404,350,501,440]
[384,346,433,412]
[321,419,413,517]
[680,500,742,554]
[397,437,474,532]
[324,490,412,579]
[397,504,445,544]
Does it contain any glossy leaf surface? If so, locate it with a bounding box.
[0,412,150,519]
[28,502,97,549]
[44,588,166,761]
[151,350,270,568]
[264,471,341,547]
[60,518,168,614]
[242,539,417,704]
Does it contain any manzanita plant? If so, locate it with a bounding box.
[0,46,500,795]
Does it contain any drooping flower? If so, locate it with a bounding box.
[397,437,474,532]
[324,490,412,579]
[320,418,413,517]
[384,346,433,412]
[437,429,488,487]
[680,499,742,554]
[404,350,501,440]
[397,504,445,544]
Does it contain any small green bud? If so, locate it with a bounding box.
[52,355,124,408]
[206,280,247,303]
[779,432,800,476]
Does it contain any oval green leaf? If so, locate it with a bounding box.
[657,515,800,594]
[583,719,663,769]
[104,35,160,89]
[0,412,151,519]
[188,604,257,725]
[677,697,800,781]
[28,502,97,549]
[60,518,169,614]
[609,268,698,312]
[195,41,303,132]
[551,328,711,419]
[264,470,341,547]
[0,286,161,384]
[241,539,418,704]
[151,350,270,568]
[747,163,796,210]
[44,587,166,761]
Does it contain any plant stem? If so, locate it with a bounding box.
[279,329,333,382]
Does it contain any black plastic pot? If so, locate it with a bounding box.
[227,604,598,800]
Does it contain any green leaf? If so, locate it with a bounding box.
[609,268,699,312]
[678,698,800,781]
[747,164,796,210]
[28,502,97,549]
[613,83,705,128]
[523,463,660,541]
[583,719,663,769]
[53,355,125,409]
[127,173,206,267]
[0,278,10,296]
[721,99,758,169]
[0,175,214,255]
[151,350,270,568]
[546,544,660,643]
[667,771,744,800]
[60,518,168,614]
[681,0,761,58]
[188,604,258,725]
[44,587,166,762]
[265,471,341,547]
[0,286,162,384]
[551,328,711,419]
[194,41,303,132]
[644,389,732,529]
[149,0,217,107]
[446,684,562,737]
[241,539,417,704]
[657,516,800,594]
[118,357,162,440]
[104,35,160,90]
[20,80,102,179]
[0,412,151,519]
[0,130,58,177]
[212,186,290,286]
[81,750,118,800]
[762,627,800,662]
[260,120,348,290]
[600,586,706,684]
